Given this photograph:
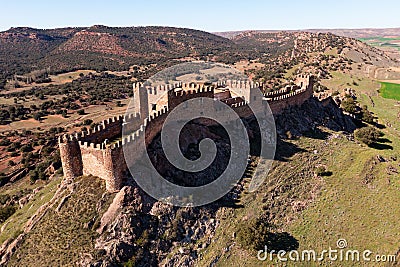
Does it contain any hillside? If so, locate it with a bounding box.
[216,28,400,60]
[0,26,244,83]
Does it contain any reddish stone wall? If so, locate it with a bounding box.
[79,144,126,192]
[103,147,125,192]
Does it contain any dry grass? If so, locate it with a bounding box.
[8,176,113,267]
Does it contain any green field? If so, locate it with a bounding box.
[379,82,400,101]
[359,37,400,51]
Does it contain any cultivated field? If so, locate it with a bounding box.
[379,81,400,101]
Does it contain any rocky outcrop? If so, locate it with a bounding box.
[275,97,356,138]
[92,177,224,266]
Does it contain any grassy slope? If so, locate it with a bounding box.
[0,177,61,245]
[196,71,400,266]
[197,133,399,266]
[7,176,113,266]
[289,73,400,266]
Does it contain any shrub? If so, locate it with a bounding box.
[361,106,374,124]
[33,112,45,121]
[315,165,332,176]
[341,97,358,114]
[10,151,19,157]
[355,126,383,145]
[236,218,273,250]
[0,139,11,146]
[0,195,10,205]
[20,144,33,153]
[29,170,39,183]
[0,206,16,223]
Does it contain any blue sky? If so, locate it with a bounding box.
[1,0,399,32]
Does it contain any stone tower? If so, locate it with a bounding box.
[133,83,149,119]
[58,135,83,180]
[102,147,124,192]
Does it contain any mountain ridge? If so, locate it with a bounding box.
[213,27,400,39]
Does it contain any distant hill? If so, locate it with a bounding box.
[214,28,400,39]
[215,28,400,62]
[0,26,241,76]
[1,25,399,90]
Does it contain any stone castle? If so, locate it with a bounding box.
[59,75,313,192]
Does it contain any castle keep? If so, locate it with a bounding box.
[59,75,313,192]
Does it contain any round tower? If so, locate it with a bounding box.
[102,147,123,192]
[58,135,83,180]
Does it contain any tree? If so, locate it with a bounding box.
[20,144,33,153]
[361,105,374,124]
[77,109,85,115]
[83,119,93,125]
[8,160,16,167]
[29,170,39,183]
[33,112,43,121]
[0,206,16,223]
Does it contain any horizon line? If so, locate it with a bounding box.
[2,24,400,33]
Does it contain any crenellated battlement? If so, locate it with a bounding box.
[133,81,183,96]
[59,74,314,192]
[265,87,307,101]
[224,80,261,89]
[170,85,214,97]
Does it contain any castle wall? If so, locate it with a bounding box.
[59,75,314,193]
[79,144,125,192]
[142,108,169,147]
[80,116,123,144]
[214,90,231,101]
[221,96,244,106]
[80,144,106,179]
[267,79,313,115]
[167,85,214,110]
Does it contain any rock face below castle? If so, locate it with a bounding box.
[59,75,313,192]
